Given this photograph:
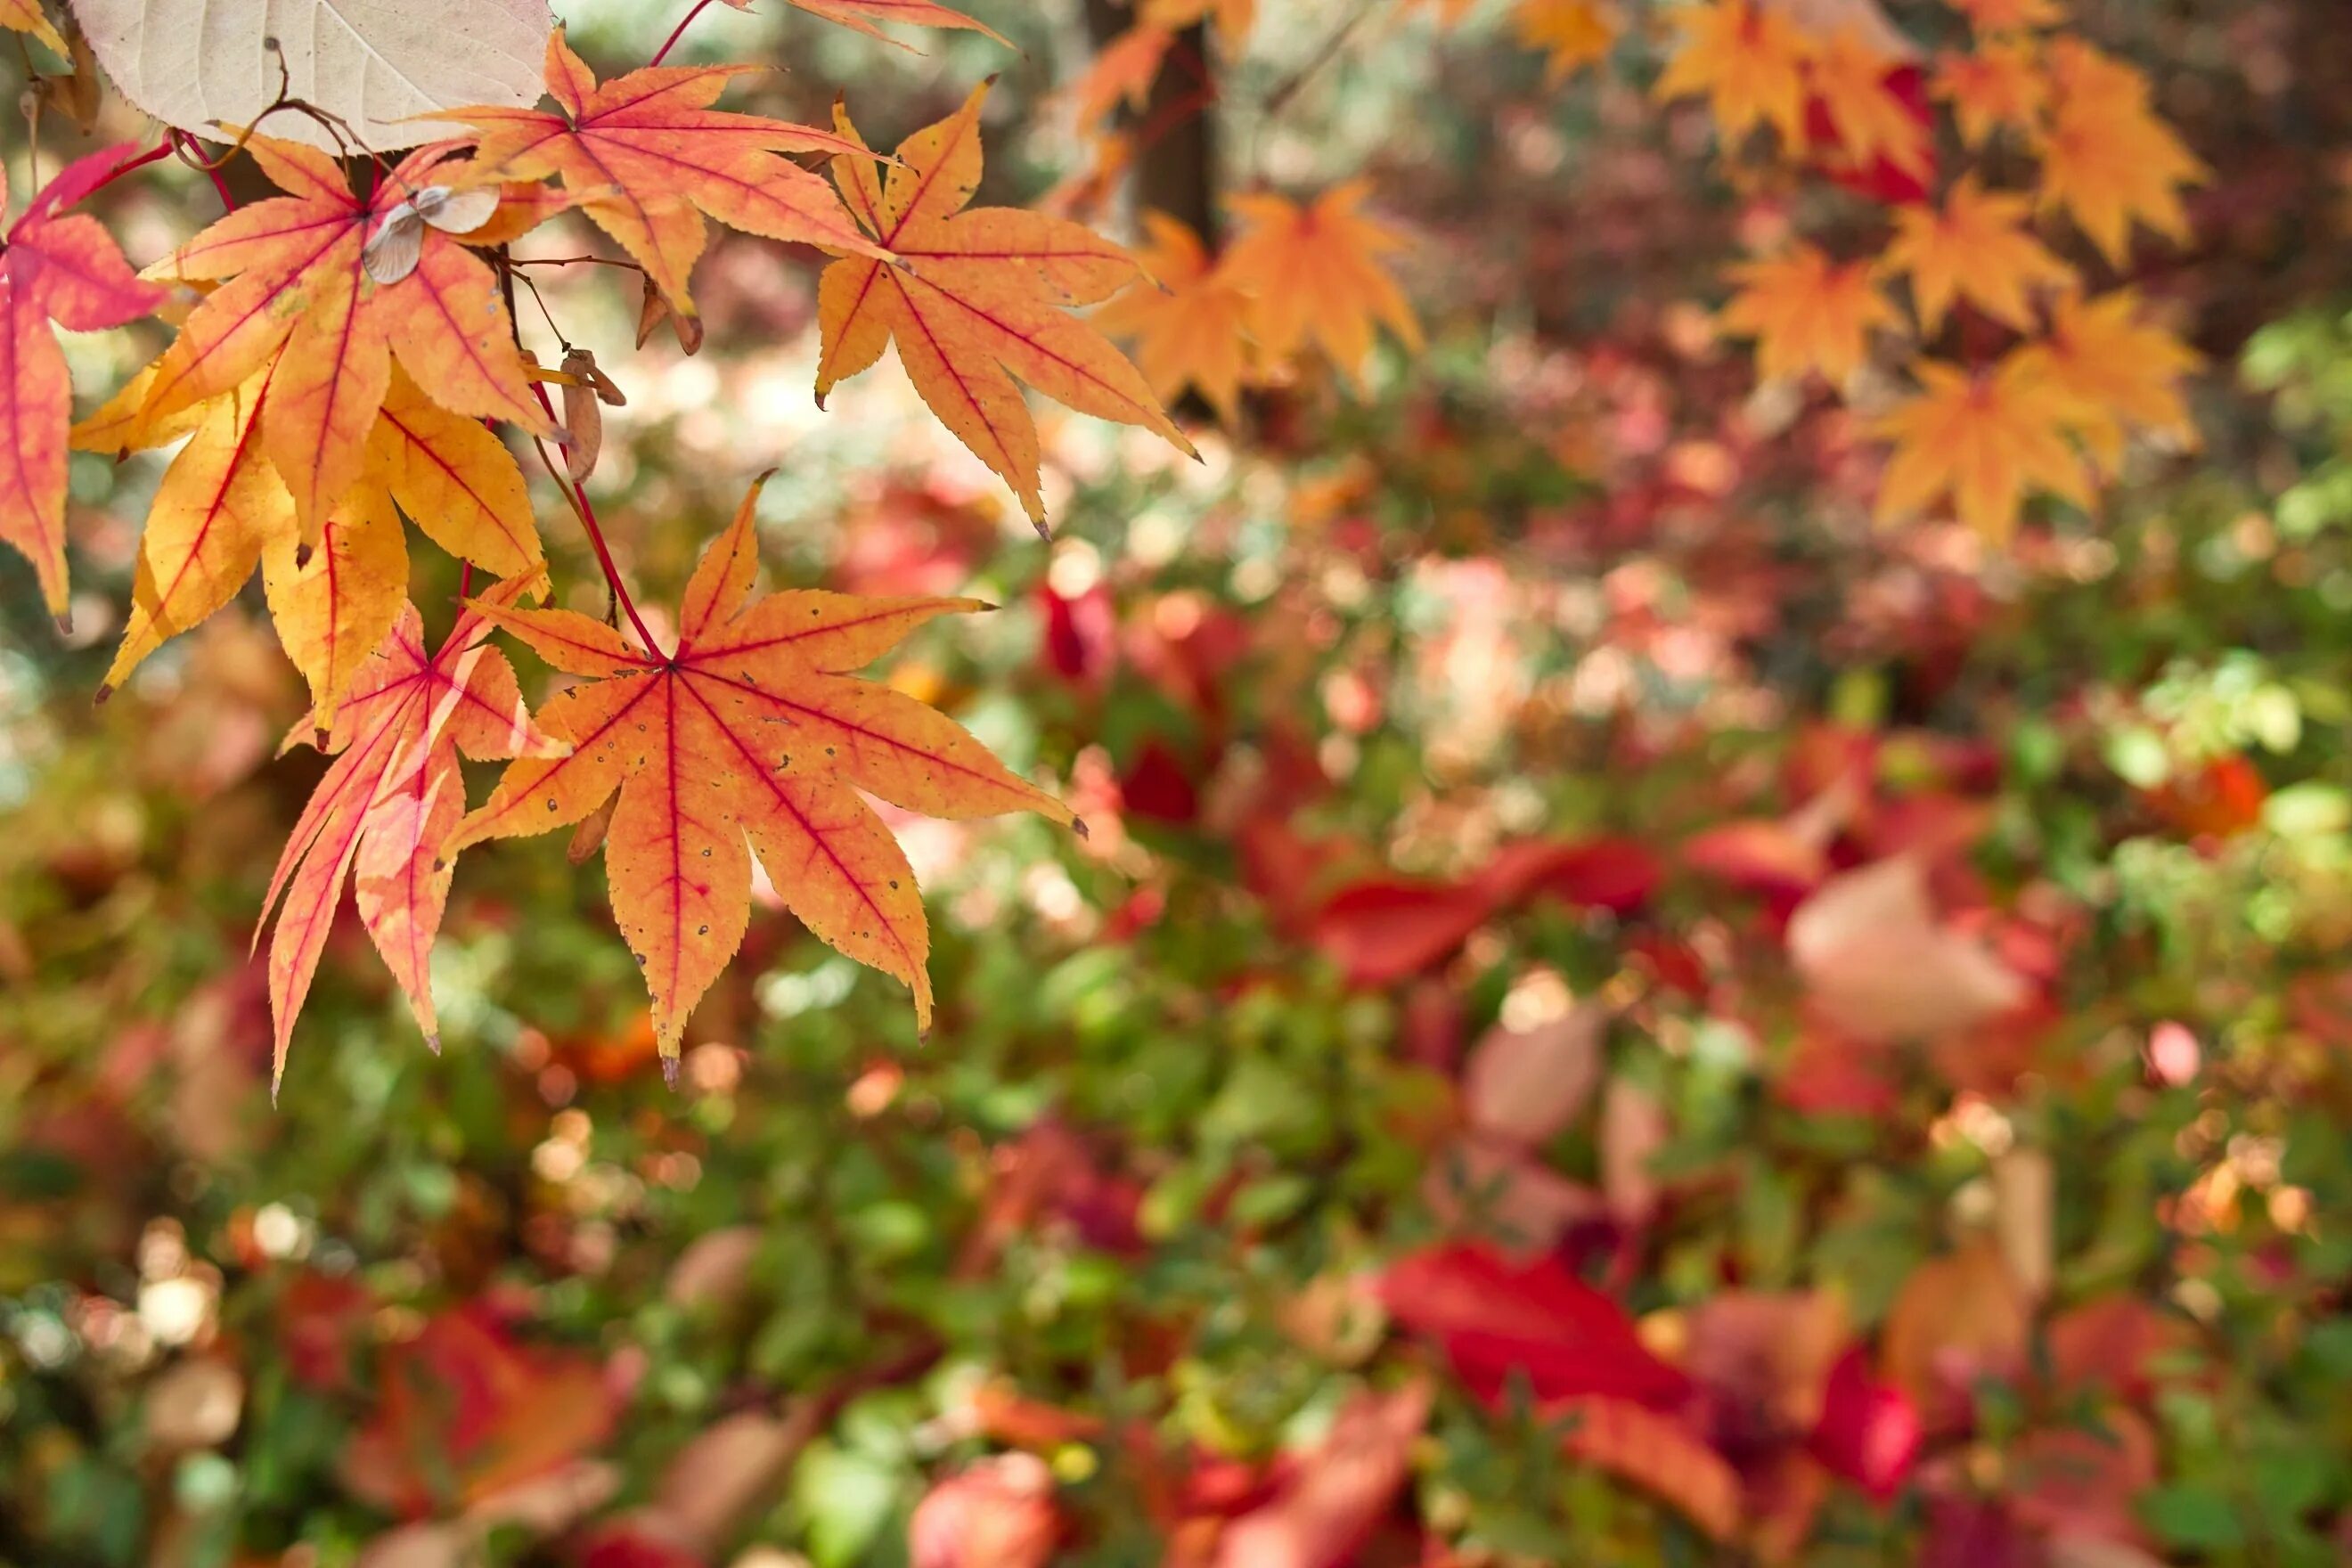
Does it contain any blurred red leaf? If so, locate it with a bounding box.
[911,1454,1059,1568]
[1774,1025,1903,1118]
[1038,578,1116,688]
[2007,1409,2158,1549]
[1211,1382,1430,1568]
[1552,1395,1743,1542]
[1683,819,1828,902]
[1316,837,1658,986]
[1806,63,1936,206]
[342,1305,617,1518]
[1376,1243,1691,1407]
[1120,737,1205,825]
[575,1526,705,1568]
[2146,753,2267,840]
[281,1271,374,1392]
[2044,1296,2198,1405]
[1312,877,1491,987]
[1808,1346,1920,1499]
[1478,836,1661,914]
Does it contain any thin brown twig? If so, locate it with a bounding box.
[511,266,571,352]
[18,37,44,193]
[527,382,663,657]
[1259,0,1398,120]
[509,255,646,271]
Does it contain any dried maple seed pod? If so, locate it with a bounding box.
[559,348,605,483]
[363,184,501,283]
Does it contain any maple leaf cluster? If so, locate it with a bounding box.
[0,0,1203,1083]
[1062,8,1429,420]
[1650,0,2208,540]
[1073,0,2206,541]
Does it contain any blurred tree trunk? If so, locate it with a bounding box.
[1082,1,1221,244]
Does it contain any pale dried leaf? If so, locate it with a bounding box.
[1598,1077,1668,1226]
[68,0,551,151]
[144,1357,243,1450]
[650,1413,796,1553]
[1462,1001,1605,1147]
[1991,1146,2054,1303]
[665,1224,760,1308]
[1787,857,2027,1043]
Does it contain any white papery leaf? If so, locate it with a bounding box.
[69,0,550,151]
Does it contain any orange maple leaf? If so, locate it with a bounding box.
[80,363,541,710]
[1932,37,2046,149]
[2034,39,2208,264]
[1094,211,1255,424]
[1141,0,1255,50]
[815,86,1194,530]
[1655,0,1814,150]
[135,137,551,550]
[453,27,888,318]
[1512,0,1619,85]
[1068,24,1175,134]
[1220,181,1422,389]
[0,0,64,57]
[1945,0,2061,33]
[1719,244,1897,385]
[2012,290,2201,474]
[260,578,562,1086]
[1880,175,2073,335]
[1874,352,2093,539]
[1807,28,1931,180]
[0,143,168,617]
[444,478,1075,1067]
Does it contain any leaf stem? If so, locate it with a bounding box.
[82,139,176,198]
[650,0,719,67]
[527,382,664,658]
[169,130,241,212]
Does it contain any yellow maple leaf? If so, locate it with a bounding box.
[1874,352,2094,539]
[0,0,64,57]
[1655,0,1814,150]
[1719,244,1898,385]
[1808,28,1932,179]
[1881,175,2074,335]
[1932,37,2046,149]
[2034,39,2208,264]
[2011,290,2201,473]
[1094,212,1255,424]
[1220,181,1421,388]
[1512,0,1618,85]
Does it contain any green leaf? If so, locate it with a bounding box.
[2141,1483,2247,1551]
